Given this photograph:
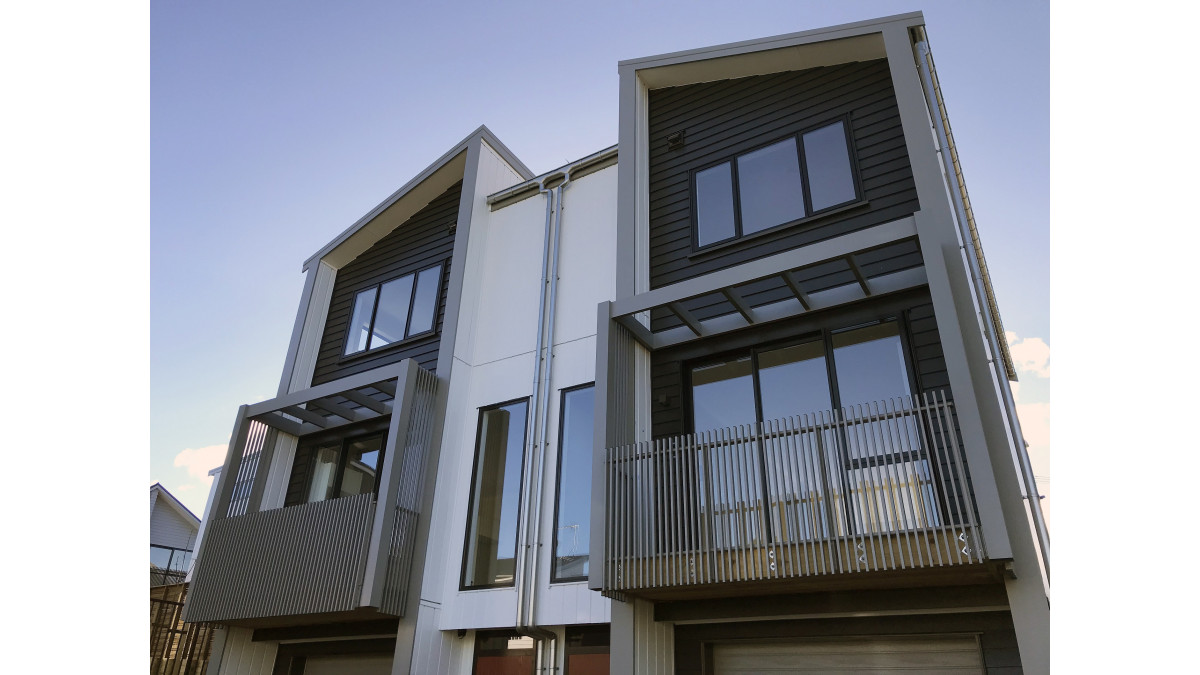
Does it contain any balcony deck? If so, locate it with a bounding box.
[603,390,990,600]
[184,360,438,627]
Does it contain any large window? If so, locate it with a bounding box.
[689,319,911,432]
[689,319,935,539]
[305,432,386,504]
[693,119,859,249]
[462,399,529,589]
[552,384,595,582]
[344,263,444,356]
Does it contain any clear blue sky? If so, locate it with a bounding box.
[150,1,1051,516]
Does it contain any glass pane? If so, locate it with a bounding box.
[473,632,536,675]
[170,549,193,573]
[737,138,806,234]
[695,162,736,247]
[803,121,856,212]
[832,321,917,462]
[831,321,910,405]
[339,433,384,498]
[463,400,529,587]
[306,443,341,503]
[758,340,832,421]
[554,386,595,580]
[690,357,755,433]
[369,275,414,350]
[407,265,442,336]
[345,287,377,355]
[149,546,172,569]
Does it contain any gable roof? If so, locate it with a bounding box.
[150,482,201,527]
[302,125,533,272]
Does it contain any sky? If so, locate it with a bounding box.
[149,0,1052,520]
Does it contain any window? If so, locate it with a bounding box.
[563,625,610,675]
[690,319,911,433]
[693,119,859,249]
[344,263,444,356]
[689,319,935,539]
[472,631,535,675]
[305,432,385,504]
[462,399,529,589]
[552,384,595,582]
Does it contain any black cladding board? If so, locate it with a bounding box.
[647,58,919,290]
[311,180,463,385]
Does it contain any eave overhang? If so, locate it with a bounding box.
[302,125,534,272]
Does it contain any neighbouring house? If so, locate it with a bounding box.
[183,12,1050,674]
[150,482,200,586]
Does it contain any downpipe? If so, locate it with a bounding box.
[514,173,570,674]
[915,40,1051,581]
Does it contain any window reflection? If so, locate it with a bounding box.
[737,139,806,234]
[554,386,595,581]
[463,400,529,588]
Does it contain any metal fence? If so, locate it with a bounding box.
[150,583,214,675]
[604,390,983,592]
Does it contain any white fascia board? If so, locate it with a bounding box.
[302,125,534,272]
[621,12,923,91]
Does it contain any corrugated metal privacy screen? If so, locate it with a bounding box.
[379,366,439,615]
[186,493,375,622]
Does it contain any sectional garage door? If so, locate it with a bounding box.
[712,635,984,674]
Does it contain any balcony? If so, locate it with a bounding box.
[184,360,438,626]
[602,391,996,600]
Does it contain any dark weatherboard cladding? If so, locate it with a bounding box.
[311,180,463,385]
[647,58,920,290]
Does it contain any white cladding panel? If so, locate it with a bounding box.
[553,165,617,346]
[151,499,199,550]
[424,164,616,632]
[214,627,277,675]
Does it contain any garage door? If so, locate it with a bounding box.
[302,654,394,675]
[712,636,984,674]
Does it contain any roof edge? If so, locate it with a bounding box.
[150,483,202,526]
[618,11,924,70]
[302,125,533,272]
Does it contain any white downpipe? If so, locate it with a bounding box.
[915,40,1050,581]
[515,175,569,674]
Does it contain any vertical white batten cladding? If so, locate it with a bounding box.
[407,141,530,674]
[427,164,616,635]
[212,627,277,675]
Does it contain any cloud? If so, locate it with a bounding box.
[174,443,228,485]
[1006,331,1051,378]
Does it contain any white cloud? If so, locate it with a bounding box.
[173,443,228,485]
[1006,331,1051,378]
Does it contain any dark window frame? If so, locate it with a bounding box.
[689,115,863,253]
[684,315,920,434]
[684,314,933,540]
[471,630,537,675]
[340,260,446,359]
[563,624,610,675]
[304,429,388,504]
[550,382,596,584]
[460,397,532,591]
